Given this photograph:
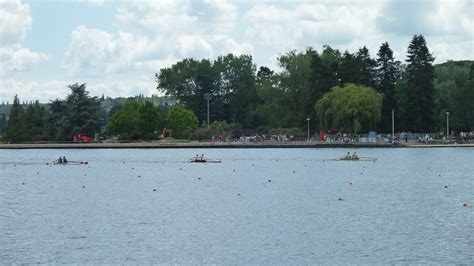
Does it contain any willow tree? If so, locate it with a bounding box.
[315,83,383,133]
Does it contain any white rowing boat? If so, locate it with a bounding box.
[50,160,88,165]
[330,156,377,162]
[189,159,221,163]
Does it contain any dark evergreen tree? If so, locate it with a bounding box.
[65,83,102,138]
[339,51,359,85]
[356,46,377,87]
[376,42,398,132]
[44,84,101,141]
[0,114,6,139]
[6,95,25,143]
[24,101,46,141]
[45,99,68,140]
[403,35,435,132]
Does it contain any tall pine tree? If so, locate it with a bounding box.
[356,46,377,88]
[403,35,435,132]
[376,42,398,132]
[6,95,25,143]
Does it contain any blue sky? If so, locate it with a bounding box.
[1,0,473,102]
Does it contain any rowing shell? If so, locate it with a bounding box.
[49,161,88,165]
[189,159,221,163]
[329,157,377,162]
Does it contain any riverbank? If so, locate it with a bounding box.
[0,141,472,149]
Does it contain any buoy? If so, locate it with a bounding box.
[37,172,39,175]
[138,175,141,178]
[463,203,468,207]
[233,169,235,172]
[444,185,448,189]
[293,171,296,173]
[22,182,25,185]
[84,174,87,176]
[268,180,271,183]
[349,182,352,185]
[338,198,343,201]
[179,168,182,170]
[131,167,134,170]
[82,186,85,188]
[237,193,241,196]
[153,189,156,192]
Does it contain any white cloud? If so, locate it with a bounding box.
[0,77,158,103]
[0,0,31,47]
[0,0,50,76]
[0,79,70,102]
[243,2,386,67]
[0,47,51,75]
[64,0,252,77]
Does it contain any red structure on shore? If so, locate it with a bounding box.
[73,133,93,142]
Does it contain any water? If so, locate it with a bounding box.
[0,148,472,264]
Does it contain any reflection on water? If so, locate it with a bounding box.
[0,148,472,264]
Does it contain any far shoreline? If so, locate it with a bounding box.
[0,141,472,149]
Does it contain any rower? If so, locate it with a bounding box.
[63,156,68,163]
[345,152,350,159]
[351,152,359,160]
[57,157,62,163]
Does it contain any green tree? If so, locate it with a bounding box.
[0,114,6,139]
[376,42,399,132]
[339,51,359,85]
[315,83,383,134]
[433,60,473,131]
[138,101,162,139]
[355,46,377,87]
[65,83,102,138]
[310,46,342,129]
[402,35,435,132]
[215,54,258,127]
[156,54,258,128]
[108,99,141,139]
[45,83,102,140]
[45,99,67,140]
[6,95,25,143]
[167,106,199,139]
[278,49,316,128]
[253,66,289,128]
[24,101,46,141]
[156,58,222,123]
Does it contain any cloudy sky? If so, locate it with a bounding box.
[1,0,472,102]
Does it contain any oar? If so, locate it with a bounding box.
[68,160,88,165]
[46,159,58,165]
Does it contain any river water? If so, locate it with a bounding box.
[0,148,472,264]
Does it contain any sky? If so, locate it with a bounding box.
[1,0,473,102]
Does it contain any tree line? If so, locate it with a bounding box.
[2,34,473,143]
[156,34,472,135]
